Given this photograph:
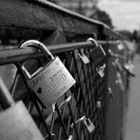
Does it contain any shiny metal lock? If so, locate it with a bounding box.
[78,51,90,64]
[71,116,95,133]
[83,118,95,133]
[20,40,76,108]
[0,78,44,140]
[96,64,106,78]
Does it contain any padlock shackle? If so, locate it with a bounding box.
[87,38,99,47]
[20,40,54,60]
[0,78,15,109]
[87,38,106,56]
[19,40,54,79]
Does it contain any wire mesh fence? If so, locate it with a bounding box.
[0,40,108,140]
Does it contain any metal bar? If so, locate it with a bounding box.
[0,40,117,65]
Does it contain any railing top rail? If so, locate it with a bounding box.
[0,40,118,65]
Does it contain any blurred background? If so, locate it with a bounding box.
[49,0,140,54]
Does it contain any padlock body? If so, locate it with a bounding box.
[78,53,90,64]
[0,101,44,140]
[84,118,95,133]
[28,57,76,108]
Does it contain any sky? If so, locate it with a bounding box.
[97,0,140,31]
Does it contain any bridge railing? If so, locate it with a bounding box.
[0,1,132,140]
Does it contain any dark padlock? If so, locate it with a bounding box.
[20,40,76,108]
[88,38,106,56]
[0,78,44,140]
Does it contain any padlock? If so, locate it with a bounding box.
[71,116,95,133]
[96,64,106,78]
[78,51,90,64]
[87,38,106,56]
[20,40,76,108]
[83,118,95,133]
[0,78,44,140]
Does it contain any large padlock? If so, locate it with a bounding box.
[20,40,76,108]
[0,78,44,140]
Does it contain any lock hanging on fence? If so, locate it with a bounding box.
[0,78,44,140]
[96,64,106,78]
[71,116,95,133]
[78,50,90,64]
[19,40,76,108]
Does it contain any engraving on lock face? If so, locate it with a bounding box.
[28,57,76,107]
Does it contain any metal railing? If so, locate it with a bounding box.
[0,39,108,140]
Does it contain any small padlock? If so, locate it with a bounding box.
[96,64,106,78]
[71,116,95,133]
[83,118,95,133]
[78,51,90,64]
[0,78,44,140]
[87,38,106,56]
[20,40,76,108]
